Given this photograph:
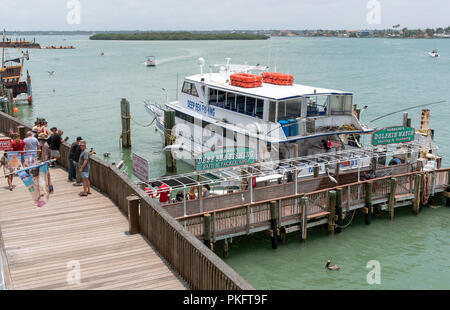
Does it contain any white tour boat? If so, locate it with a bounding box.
[145,58,374,168]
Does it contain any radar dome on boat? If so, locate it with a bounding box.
[197,57,205,66]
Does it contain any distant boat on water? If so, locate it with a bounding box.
[428,49,439,58]
[145,56,156,66]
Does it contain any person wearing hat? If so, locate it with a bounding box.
[68,136,82,182]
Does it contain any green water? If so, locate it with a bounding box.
[13,35,450,289]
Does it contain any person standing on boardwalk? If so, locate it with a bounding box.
[24,131,39,152]
[72,137,83,186]
[78,140,91,196]
[38,121,49,161]
[0,152,14,191]
[48,129,64,168]
[68,137,82,182]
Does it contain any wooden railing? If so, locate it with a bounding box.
[0,111,253,290]
[177,169,450,240]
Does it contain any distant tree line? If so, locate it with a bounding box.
[89,32,269,40]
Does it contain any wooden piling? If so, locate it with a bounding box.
[164,109,177,172]
[313,164,319,178]
[300,197,308,241]
[413,174,421,214]
[17,126,25,140]
[126,195,140,234]
[406,118,412,128]
[328,190,336,235]
[364,182,373,225]
[203,213,212,249]
[446,171,450,207]
[403,112,409,127]
[120,98,131,148]
[270,201,278,249]
[223,238,229,258]
[388,178,398,220]
[335,188,343,233]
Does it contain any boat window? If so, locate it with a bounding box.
[255,99,264,118]
[217,90,226,108]
[278,98,301,120]
[225,93,236,110]
[182,82,192,95]
[268,101,277,122]
[175,110,194,123]
[236,95,245,113]
[330,95,352,115]
[209,88,218,104]
[307,96,328,116]
[190,84,199,97]
[245,97,256,116]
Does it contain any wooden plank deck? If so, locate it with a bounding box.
[0,159,187,290]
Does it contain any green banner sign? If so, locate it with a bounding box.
[372,126,415,146]
[195,147,256,171]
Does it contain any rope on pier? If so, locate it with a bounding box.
[129,115,156,128]
[334,210,356,229]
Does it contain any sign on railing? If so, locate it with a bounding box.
[0,138,12,151]
[195,146,255,171]
[372,126,415,146]
[132,153,149,182]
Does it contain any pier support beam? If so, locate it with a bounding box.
[328,190,336,235]
[413,174,421,215]
[313,164,319,178]
[17,126,25,140]
[300,197,308,242]
[446,171,450,207]
[364,182,373,225]
[120,98,131,148]
[164,110,177,172]
[335,188,343,233]
[126,195,140,235]
[223,239,229,258]
[388,178,398,220]
[203,213,212,250]
[270,201,278,249]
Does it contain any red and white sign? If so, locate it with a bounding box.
[0,139,12,151]
[132,153,149,183]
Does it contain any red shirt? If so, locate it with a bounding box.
[11,139,25,152]
[145,187,154,198]
[158,184,170,203]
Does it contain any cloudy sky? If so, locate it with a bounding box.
[1,0,448,31]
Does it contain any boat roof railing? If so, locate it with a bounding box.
[144,140,438,192]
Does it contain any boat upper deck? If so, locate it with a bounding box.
[186,73,352,101]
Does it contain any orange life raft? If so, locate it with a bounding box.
[262,72,294,86]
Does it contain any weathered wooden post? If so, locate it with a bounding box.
[328,190,336,235]
[403,112,408,126]
[270,201,278,249]
[164,109,177,172]
[388,178,398,220]
[413,174,421,214]
[300,197,308,241]
[120,98,131,148]
[419,174,425,212]
[335,188,343,233]
[446,171,450,207]
[364,182,373,225]
[223,238,229,258]
[406,118,412,128]
[203,213,212,250]
[17,125,25,140]
[313,164,319,178]
[335,162,340,182]
[126,195,140,234]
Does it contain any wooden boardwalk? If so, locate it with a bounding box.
[0,164,187,290]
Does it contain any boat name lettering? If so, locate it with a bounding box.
[187,100,215,117]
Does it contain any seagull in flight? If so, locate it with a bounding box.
[48,71,55,76]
